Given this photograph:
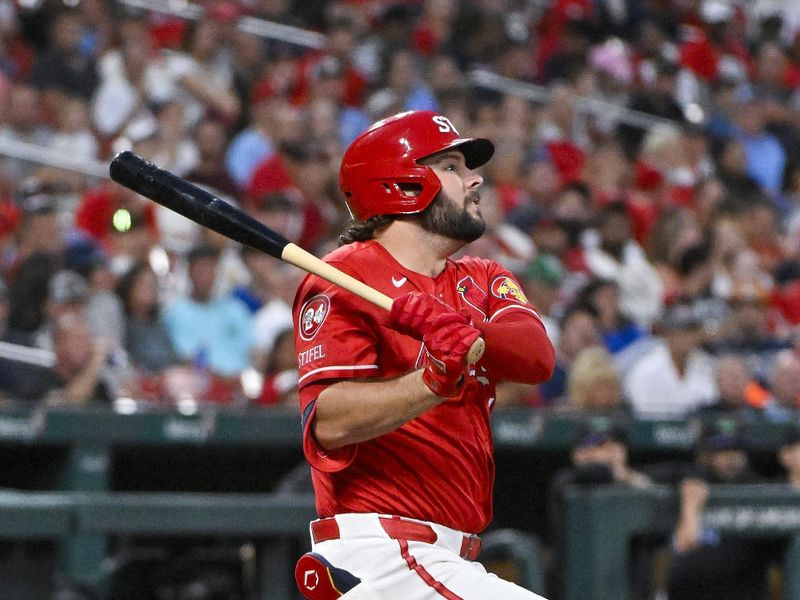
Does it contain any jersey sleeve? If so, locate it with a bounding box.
[475,261,555,384]
[292,264,382,472]
[484,263,544,324]
[293,266,381,391]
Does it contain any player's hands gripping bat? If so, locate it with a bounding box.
[389,291,481,397]
[108,151,485,363]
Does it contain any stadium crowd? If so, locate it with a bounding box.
[1,0,800,417]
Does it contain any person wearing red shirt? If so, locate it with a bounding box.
[74,182,158,251]
[293,111,553,599]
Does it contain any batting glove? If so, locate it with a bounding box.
[388,291,453,341]
[420,311,481,398]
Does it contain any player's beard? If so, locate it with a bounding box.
[418,190,485,242]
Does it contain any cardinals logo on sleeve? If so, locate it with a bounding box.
[456,275,488,315]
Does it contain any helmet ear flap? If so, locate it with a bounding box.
[341,162,441,220]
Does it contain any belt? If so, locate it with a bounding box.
[310,516,482,561]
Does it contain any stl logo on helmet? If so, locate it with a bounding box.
[432,115,459,135]
[299,294,330,341]
[491,276,529,304]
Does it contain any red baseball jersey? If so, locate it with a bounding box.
[293,240,542,533]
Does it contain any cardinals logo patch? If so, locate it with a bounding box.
[456,275,488,316]
[299,294,330,341]
[491,276,528,304]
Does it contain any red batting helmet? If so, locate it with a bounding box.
[339,110,494,220]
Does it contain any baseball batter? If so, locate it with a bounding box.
[293,110,554,599]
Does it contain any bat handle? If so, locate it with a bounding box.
[466,337,485,363]
[281,243,485,363]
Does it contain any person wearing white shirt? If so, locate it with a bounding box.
[624,302,718,418]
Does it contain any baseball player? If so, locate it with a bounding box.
[293,110,554,599]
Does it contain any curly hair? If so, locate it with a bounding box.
[339,215,394,246]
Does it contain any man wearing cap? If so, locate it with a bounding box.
[667,422,774,600]
[623,301,718,418]
[292,110,553,599]
[547,423,652,598]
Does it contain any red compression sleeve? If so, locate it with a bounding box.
[475,318,555,384]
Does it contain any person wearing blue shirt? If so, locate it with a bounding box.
[225,94,277,189]
[163,245,253,377]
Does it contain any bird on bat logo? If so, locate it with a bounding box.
[490,276,528,303]
[299,294,330,341]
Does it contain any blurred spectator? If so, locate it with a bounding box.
[248,138,339,252]
[115,260,177,377]
[733,91,787,197]
[548,422,652,599]
[380,47,439,113]
[136,100,198,176]
[770,258,800,328]
[565,345,625,413]
[738,200,785,275]
[712,137,764,210]
[33,269,90,353]
[624,301,718,418]
[228,28,266,131]
[777,428,800,489]
[224,93,282,189]
[183,116,239,198]
[63,233,125,349]
[710,289,792,380]
[255,327,298,407]
[14,312,113,406]
[9,182,64,268]
[538,304,601,405]
[144,16,240,130]
[38,96,97,192]
[583,201,664,328]
[620,58,684,156]
[519,253,566,344]
[540,18,595,85]
[162,244,253,386]
[0,83,52,186]
[3,252,60,346]
[305,55,369,147]
[763,349,800,420]
[696,354,770,419]
[292,8,367,108]
[92,16,155,140]
[576,278,649,355]
[667,421,774,600]
[31,9,98,106]
[670,242,729,329]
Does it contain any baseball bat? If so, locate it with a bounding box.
[109,151,485,363]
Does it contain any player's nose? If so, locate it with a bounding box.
[464,170,483,189]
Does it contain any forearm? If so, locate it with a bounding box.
[180,76,240,118]
[313,370,440,450]
[476,319,555,384]
[62,360,105,405]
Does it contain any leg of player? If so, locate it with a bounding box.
[300,514,548,600]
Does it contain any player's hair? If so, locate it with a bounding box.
[339,215,394,245]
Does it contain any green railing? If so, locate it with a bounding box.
[564,485,800,600]
[0,405,796,598]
